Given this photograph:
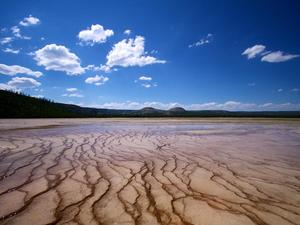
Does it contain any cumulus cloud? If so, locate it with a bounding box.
[104,36,166,70]
[261,51,299,63]
[2,48,20,54]
[0,77,41,91]
[8,77,41,88]
[85,101,300,111]
[139,76,152,81]
[78,24,113,46]
[0,37,13,45]
[0,63,42,77]
[19,15,40,26]
[124,29,131,35]
[34,44,85,75]
[85,75,109,86]
[242,44,266,59]
[189,34,213,48]
[66,87,78,92]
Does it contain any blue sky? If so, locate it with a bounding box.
[0,0,300,110]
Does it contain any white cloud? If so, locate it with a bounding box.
[136,75,156,88]
[86,101,300,111]
[11,26,21,38]
[84,64,102,71]
[62,93,84,98]
[8,77,41,89]
[85,75,109,86]
[78,24,113,46]
[242,44,266,59]
[291,88,299,92]
[0,83,16,91]
[141,84,151,88]
[105,36,166,70]
[2,48,20,54]
[189,33,213,48]
[32,95,44,98]
[19,15,40,26]
[277,88,283,92]
[34,44,85,75]
[243,45,299,63]
[0,77,41,91]
[124,29,131,35]
[11,26,31,40]
[0,63,42,77]
[139,76,152,81]
[261,51,299,63]
[0,37,13,45]
[100,64,113,73]
[66,87,77,92]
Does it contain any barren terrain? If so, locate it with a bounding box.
[0,119,300,225]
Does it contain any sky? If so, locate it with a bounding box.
[0,0,300,111]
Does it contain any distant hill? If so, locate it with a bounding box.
[0,90,299,118]
[168,107,186,112]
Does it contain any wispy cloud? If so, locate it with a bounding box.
[189,33,213,48]
[0,63,42,77]
[124,29,131,35]
[66,88,78,92]
[243,44,299,63]
[261,51,299,63]
[11,26,31,40]
[62,93,84,98]
[0,77,41,91]
[0,37,13,45]
[141,84,151,88]
[136,75,157,88]
[85,75,109,86]
[139,76,152,81]
[242,45,266,59]
[2,48,20,54]
[32,95,44,98]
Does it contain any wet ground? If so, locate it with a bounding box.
[0,119,300,225]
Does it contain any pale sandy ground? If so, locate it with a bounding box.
[0,119,300,225]
[0,118,300,130]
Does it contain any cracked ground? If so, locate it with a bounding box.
[0,120,300,225]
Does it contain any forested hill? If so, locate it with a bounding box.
[0,90,300,118]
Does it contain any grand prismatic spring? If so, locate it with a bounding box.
[0,119,300,225]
